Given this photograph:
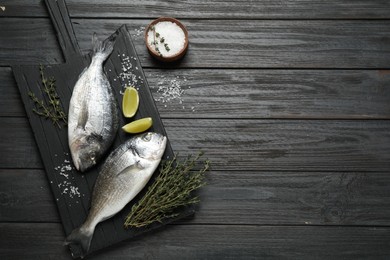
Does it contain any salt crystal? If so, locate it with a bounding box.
[133,26,145,38]
[147,21,185,57]
[60,171,69,179]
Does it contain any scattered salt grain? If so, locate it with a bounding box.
[147,21,185,57]
[54,158,83,200]
[133,26,145,38]
[116,54,143,90]
[155,76,185,104]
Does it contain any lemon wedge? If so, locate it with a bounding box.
[122,86,139,118]
[122,117,153,134]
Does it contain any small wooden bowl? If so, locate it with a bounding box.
[145,17,189,62]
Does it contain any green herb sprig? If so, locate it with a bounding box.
[124,152,210,228]
[150,26,171,57]
[28,65,67,129]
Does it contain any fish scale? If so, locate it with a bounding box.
[68,33,119,172]
[65,133,167,258]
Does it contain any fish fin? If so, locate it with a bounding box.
[117,161,144,176]
[77,101,89,130]
[64,225,94,258]
[92,32,117,60]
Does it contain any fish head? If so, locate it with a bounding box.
[132,132,167,160]
[70,133,102,172]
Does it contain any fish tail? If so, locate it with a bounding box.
[92,32,117,60]
[64,224,95,257]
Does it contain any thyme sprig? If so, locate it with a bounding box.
[150,26,171,57]
[28,65,67,129]
[124,152,210,228]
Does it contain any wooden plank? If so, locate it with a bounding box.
[1,117,390,172]
[163,119,390,172]
[73,19,390,68]
[0,18,63,66]
[3,67,390,119]
[2,169,390,226]
[0,117,41,168]
[1,223,390,259]
[1,0,390,19]
[66,0,390,19]
[2,18,390,68]
[0,0,46,17]
[0,169,59,222]
[0,67,25,117]
[120,69,390,119]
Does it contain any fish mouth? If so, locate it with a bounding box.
[158,136,167,157]
[70,141,80,171]
[71,152,81,171]
[161,136,167,146]
[157,135,167,149]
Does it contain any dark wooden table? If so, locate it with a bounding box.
[1,1,390,259]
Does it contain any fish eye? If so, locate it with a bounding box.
[142,133,152,142]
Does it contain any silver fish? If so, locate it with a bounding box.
[65,132,167,256]
[68,33,119,172]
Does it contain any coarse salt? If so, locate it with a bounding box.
[147,21,185,57]
[54,158,83,199]
[155,76,186,104]
[117,55,143,91]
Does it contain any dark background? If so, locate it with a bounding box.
[1,0,390,259]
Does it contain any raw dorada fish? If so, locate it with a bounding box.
[65,132,167,257]
[68,33,119,172]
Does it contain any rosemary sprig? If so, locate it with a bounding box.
[28,65,67,129]
[124,152,210,228]
[150,26,171,57]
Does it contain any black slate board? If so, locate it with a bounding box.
[12,0,194,258]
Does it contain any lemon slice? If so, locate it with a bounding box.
[122,117,153,134]
[122,87,139,118]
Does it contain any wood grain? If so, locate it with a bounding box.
[66,0,390,19]
[0,0,46,17]
[0,169,59,222]
[1,0,390,19]
[1,117,390,172]
[0,67,25,117]
[1,223,390,259]
[3,67,390,119]
[2,169,390,226]
[73,19,390,68]
[146,69,390,119]
[0,18,63,66]
[2,18,390,68]
[162,119,390,172]
[0,117,41,168]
